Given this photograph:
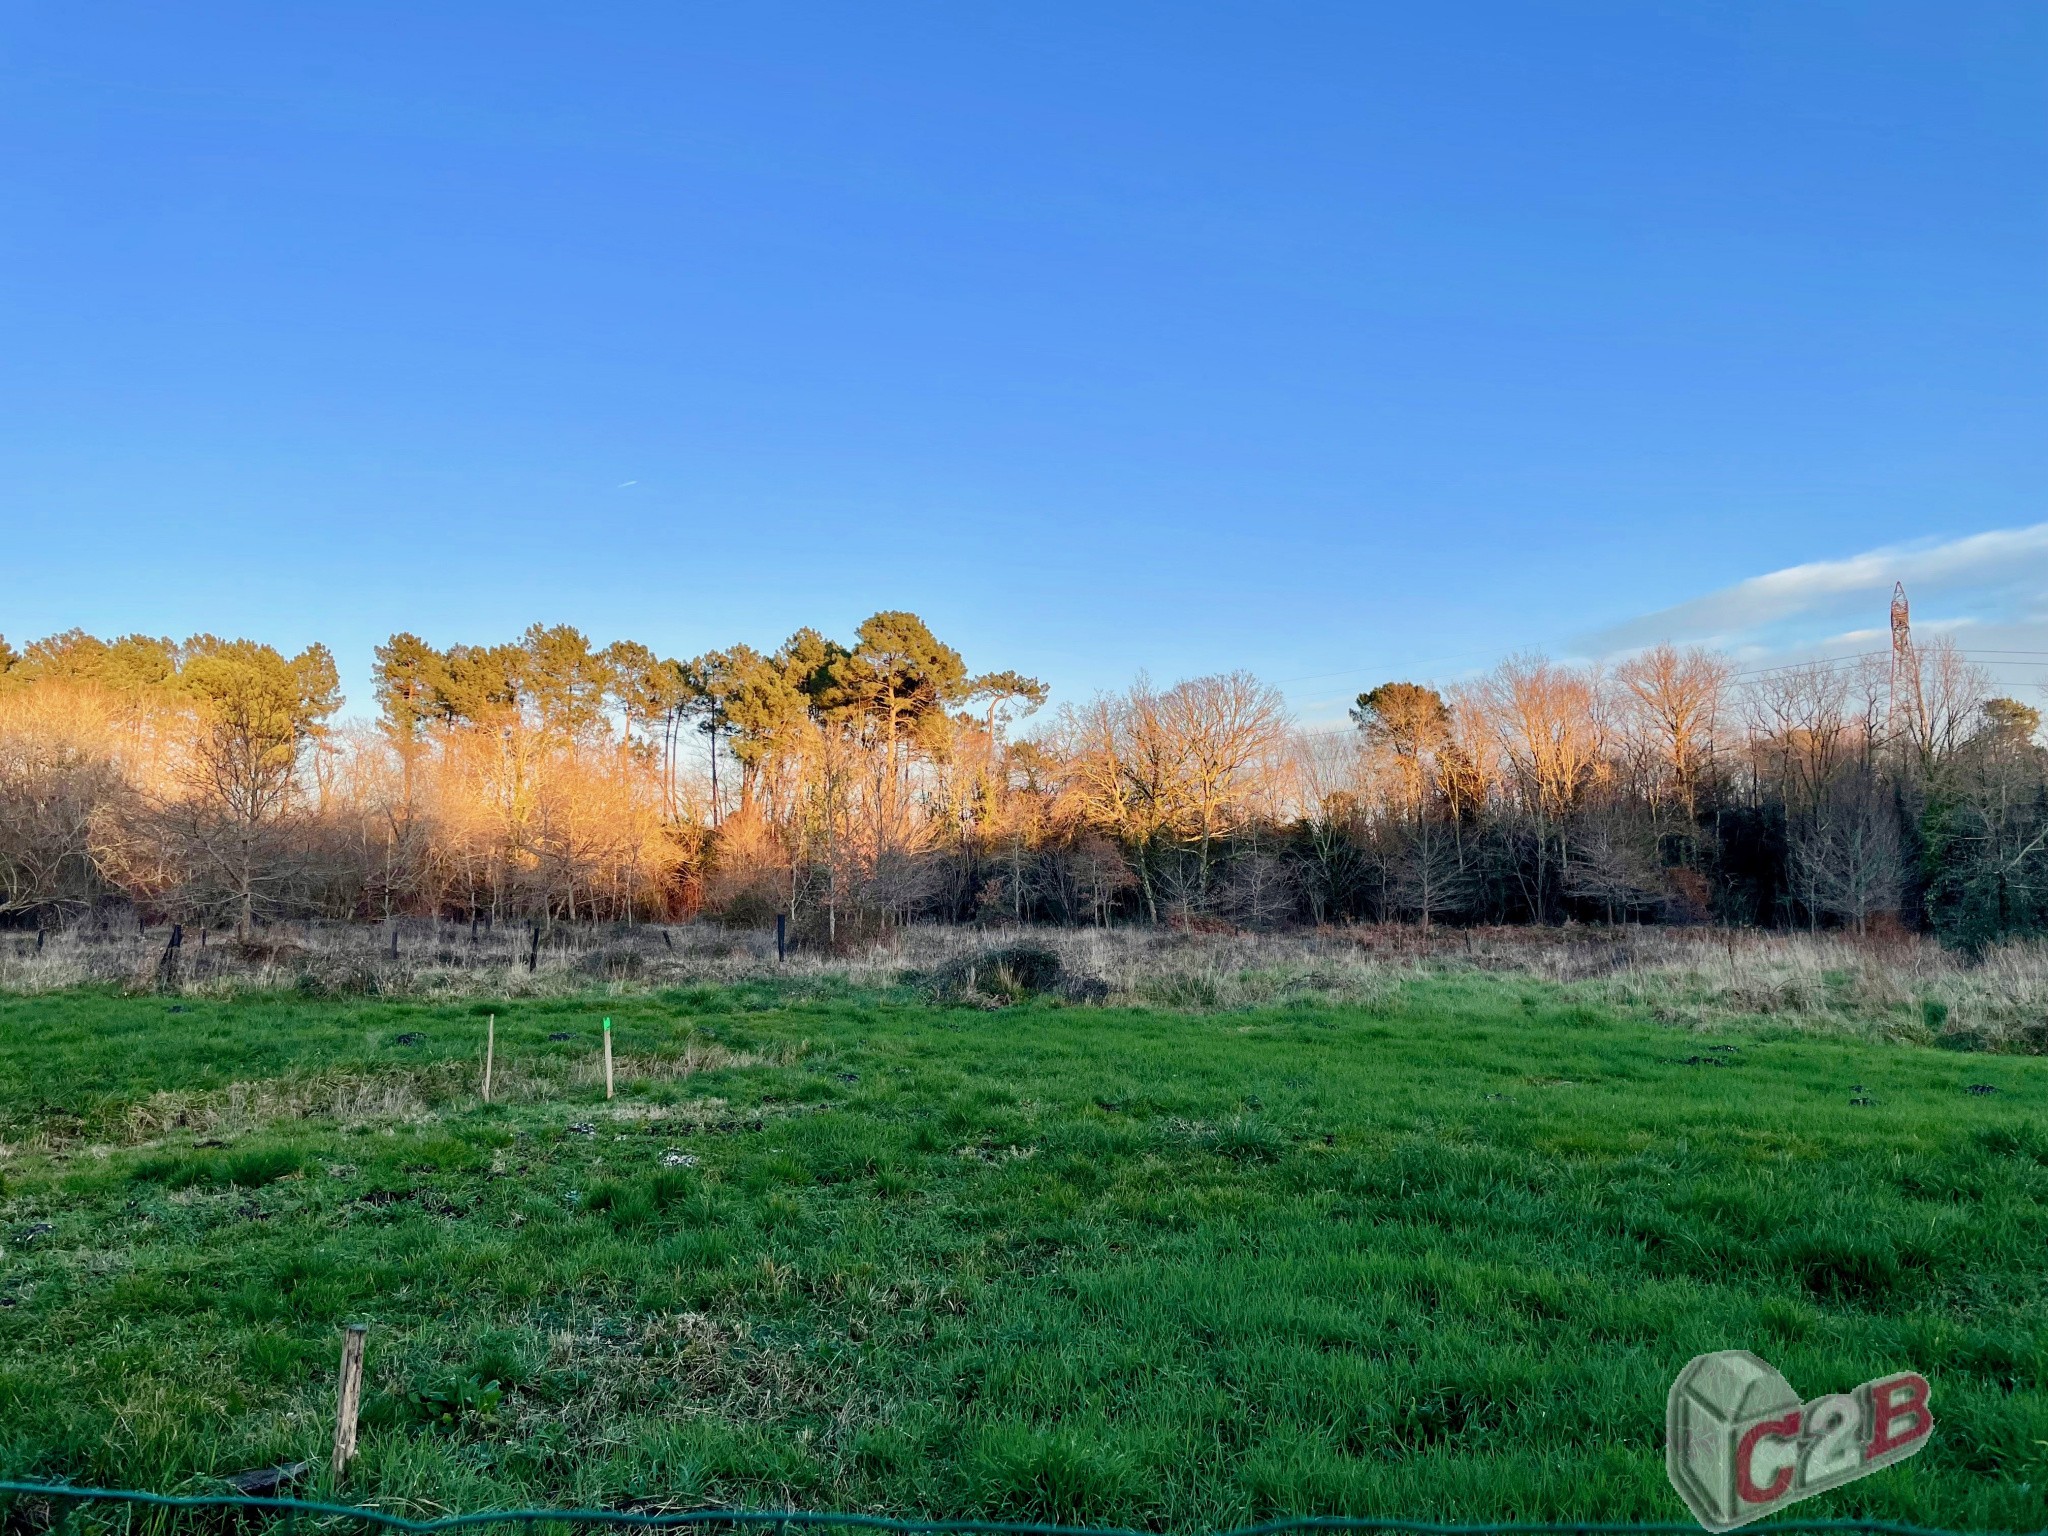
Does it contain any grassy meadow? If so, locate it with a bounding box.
[0,971,2044,1530]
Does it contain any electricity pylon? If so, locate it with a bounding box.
[1888,582,1923,748]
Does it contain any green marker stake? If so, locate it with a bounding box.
[602,1016,614,1100]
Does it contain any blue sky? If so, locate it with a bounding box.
[3,2,2044,722]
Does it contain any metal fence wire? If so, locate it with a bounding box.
[3,1484,2043,1536]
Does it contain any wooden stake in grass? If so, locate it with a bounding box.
[331,1323,368,1480]
[482,1013,495,1104]
[602,1016,614,1100]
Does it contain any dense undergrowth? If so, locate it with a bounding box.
[0,974,2043,1530]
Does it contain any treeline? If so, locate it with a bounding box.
[1,618,2043,947]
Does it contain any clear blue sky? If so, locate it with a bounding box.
[4,2,2044,721]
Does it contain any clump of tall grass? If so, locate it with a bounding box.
[1571,929,2048,1052]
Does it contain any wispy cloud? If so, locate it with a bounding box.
[1587,522,2048,655]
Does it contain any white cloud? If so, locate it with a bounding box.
[1588,522,2048,654]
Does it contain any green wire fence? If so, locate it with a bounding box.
[3,1484,2043,1536]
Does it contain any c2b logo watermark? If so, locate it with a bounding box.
[1666,1350,1932,1531]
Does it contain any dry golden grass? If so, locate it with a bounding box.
[32,1038,790,1153]
[4,915,2043,1051]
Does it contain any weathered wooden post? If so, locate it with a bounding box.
[332,1324,368,1479]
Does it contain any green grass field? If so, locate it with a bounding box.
[1,977,2044,1530]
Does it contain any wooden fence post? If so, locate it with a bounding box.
[332,1323,368,1479]
[157,923,184,987]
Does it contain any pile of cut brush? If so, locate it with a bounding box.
[914,940,1109,1005]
